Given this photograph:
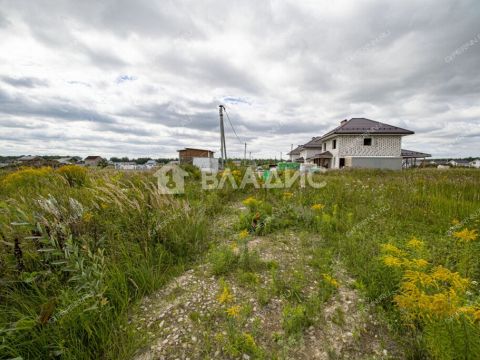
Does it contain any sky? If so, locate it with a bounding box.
[0,0,479,159]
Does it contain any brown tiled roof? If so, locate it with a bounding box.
[321,118,414,139]
[302,137,323,148]
[85,156,102,160]
[178,148,215,153]
[287,145,304,155]
[307,151,333,160]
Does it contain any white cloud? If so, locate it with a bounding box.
[0,0,479,159]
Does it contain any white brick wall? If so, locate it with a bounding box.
[299,135,402,168]
[339,135,401,157]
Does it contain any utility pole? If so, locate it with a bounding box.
[244,142,247,165]
[219,105,227,167]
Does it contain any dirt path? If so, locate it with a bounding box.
[132,204,401,359]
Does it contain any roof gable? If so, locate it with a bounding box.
[85,156,102,160]
[178,148,215,153]
[287,145,304,155]
[321,118,414,139]
[302,137,323,148]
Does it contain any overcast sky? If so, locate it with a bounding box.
[0,0,479,159]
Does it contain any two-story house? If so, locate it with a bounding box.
[289,118,420,170]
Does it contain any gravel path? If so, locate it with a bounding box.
[132,205,402,359]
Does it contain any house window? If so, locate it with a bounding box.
[323,143,326,151]
[332,139,337,149]
[363,138,372,146]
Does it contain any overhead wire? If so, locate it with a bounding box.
[223,106,245,146]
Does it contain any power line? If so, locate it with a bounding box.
[223,107,244,145]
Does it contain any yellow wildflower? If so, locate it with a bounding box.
[311,203,325,211]
[451,218,460,225]
[382,255,403,267]
[283,192,294,199]
[380,243,406,257]
[239,229,249,239]
[457,306,480,323]
[474,310,480,322]
[243,196,262,207]
[218,286,234,304]
[243,332,256,347]
[431,266,469,292]
[458,306,476,316]
[429,292,459,317]
[83,212,93,223]
[453,228,478,242]
[322,273,339,288]
[226,305,241,318]
[404,270,435,287]
[411,258,429,268]
[406,237,424,250]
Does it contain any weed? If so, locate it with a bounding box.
[331,307,346,326]
[209,245,238,276]
[282,303,311,338]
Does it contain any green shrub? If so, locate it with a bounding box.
[56,165,88,187]
[209,245,238,276]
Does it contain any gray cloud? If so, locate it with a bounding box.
[1,76,49,88]
[0,87,116,124]
[0,11,10,28]
[0,0,479,158]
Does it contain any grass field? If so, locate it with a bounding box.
[1,166,479,359]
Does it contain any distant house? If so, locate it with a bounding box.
[287,146,304,163]
[84,156,104,166]
[145,159,159,169]
[449,159,470,167]
[436,160,451,166]
[290,118,422,170]
[177,148,218,172]
[18,155,42,162]
[470,159,480,168]
[178,148,215,164]
[17,156,45,167]
[56,157,74,165]
[114,162,137,170]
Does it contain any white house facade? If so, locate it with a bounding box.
[289,118,427,170]
[470,159,480,168]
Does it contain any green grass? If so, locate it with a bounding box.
[0,166,230,359]
[1,167,480,359]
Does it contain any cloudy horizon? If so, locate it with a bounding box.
[0,0,479,159]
